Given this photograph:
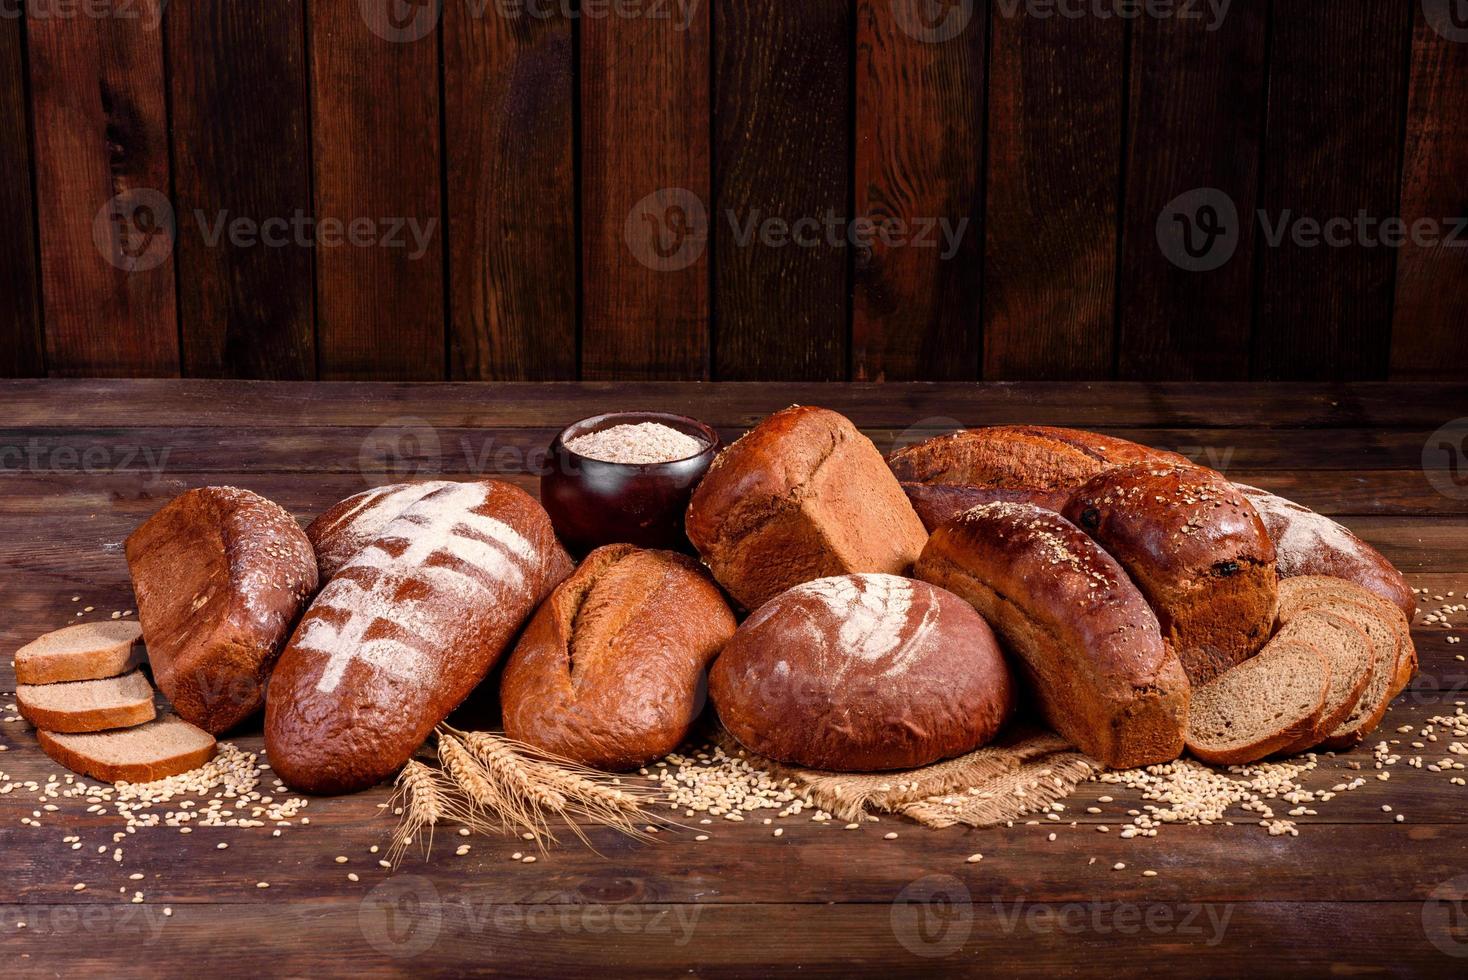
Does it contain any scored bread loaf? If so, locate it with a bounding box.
[1270,611,1374,754]
[126,487,318,734]
[37,715,216,783]
[14,621,144,685]
[500,544,736,771]
[888,425,1190,490]
[901,483,1071,533]
[17,671,157,734]
[685,406,928,611]
[1185,638,1331,766]
[306,480,457,580]
[265,480,573,794]
[914,502,1189,770]
[709,574,1016,771]
[1062,463,1278,686]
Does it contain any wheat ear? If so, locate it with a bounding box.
[388,759,448,866]
[437,732,557,844]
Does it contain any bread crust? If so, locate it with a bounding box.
[1272,612,1374,754]
[888,425,1190,490]
[500,545,736,770]
[1185,641,1330,766]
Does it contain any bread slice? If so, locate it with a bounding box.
[1278,575,1416,699]
[14,621,145,685]
[17,671,157,734]
[1272,612,1374,755]
[37,715,216,783]
[1186,638,1330,765]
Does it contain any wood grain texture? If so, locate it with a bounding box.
[984,4,1124,380]
[714,0,850,381]
[1391,5,1468,382]
[0,13,43,376]
[580,3,711,380]
[310,0,444,380]
[443,1,576,381]
[852,0,983,382]
[26,0,178,377]
[1252,1,1411,381]
[1117,5,1266,380]
[168,0,314,379]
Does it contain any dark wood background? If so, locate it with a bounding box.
[2,0,1465,383]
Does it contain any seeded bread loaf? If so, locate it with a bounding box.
[306,480,457,580]
[13,621,145,685]
[888,425,1190,490]
[500,544,736,771]
[685,406,929,611]
[126,487,319,734]
[914,502,1189,769]
[1185,638,1330,766]
[17,671,157,734]
[37,715,216,783]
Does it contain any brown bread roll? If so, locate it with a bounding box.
[500,544,736,770]
[1062,463,1278,686]
[307,480,457,580]
[126,486,318,734]
[686,406,928,611]
[901,482,1071,532]
[888,425,1190,490]
[265,480,572,794]
[709,573,1015,771]
[914,502,1189,770]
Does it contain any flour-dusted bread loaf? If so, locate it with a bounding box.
[306,480,458,580]
[37,715,216,783]
[709,574,1015,771]
[126,487,319,734]
[914,502,1189,769]
[17,671,156,733]
[1185,638,1331,766]
[1062,463,1278,686]
[685,406,929,611]
[500,544,736,770]
[888,425,1190,490]
[1237,484,1416,619]
[13,621,144,685]
[1271,611,1375,755]
[266,480,573,794]
[901,483,1072,533]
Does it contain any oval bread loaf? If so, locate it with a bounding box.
[901,483,1072,533]
[306,480,458,580]
[500,544,736,770]
[888,425,1190,490]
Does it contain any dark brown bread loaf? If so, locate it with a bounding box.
[888,425,1190,490]
[901,482,1071,532]
[686,406,929,611]
[265,480,572,794]
[1062,463,1278,686]
[500,544,736,771]
[126,487,318,734]
[914,502,1189,769]
[1236,484,1416,620]
[307,480,457,580]
[709,574,1015,771]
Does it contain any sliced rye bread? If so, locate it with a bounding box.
[37,715,216,783]
[14,621,145,685]
[1185,637,1331,766]
[1271,611,1375,755]
[1278,575,1416,699]
[16,671,157,734]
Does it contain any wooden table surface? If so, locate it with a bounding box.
[3,379,1468,978]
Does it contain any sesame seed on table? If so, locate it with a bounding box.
[1,379,1467,976]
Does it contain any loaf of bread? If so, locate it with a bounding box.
[1062,463,1278,686]
[265,480,572,794]
[307,480,457,580]
[126,487,318,734]
[500,544,736,770]
[686,406,929,610]
[889,425,1190,490]
[710,574,1015,771]
[914,502,1189,769]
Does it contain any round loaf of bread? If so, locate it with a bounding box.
[709,573,1015,771]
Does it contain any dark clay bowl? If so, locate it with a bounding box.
[541,411,719,555]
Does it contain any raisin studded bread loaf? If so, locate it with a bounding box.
[306,480,457,580]
[914,502,1189,769]
[685,406,928,611]
[126,487,319,734]
[500,544,736,771]
[265,480,572,794]
[888,425,1190,490]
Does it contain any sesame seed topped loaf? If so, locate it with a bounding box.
[900,483,1074,533]
[266,480,573,795]
[685,406,929,611]
[126,487,319,735]
[13,620,145,686]
[1062,463,1278,686]
[306,480,458,581]
[914,502,1189,770]
[1185,637,1330,766]
[709,574,1016,771]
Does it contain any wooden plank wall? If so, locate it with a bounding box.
[2,1,1462,382]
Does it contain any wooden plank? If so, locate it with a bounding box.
[168,0,314,379]
[26,0,179,377]
[852,0,983,381]
[983,6,1124,380]
[714,0,850,381]
[580,3,711,380]
[1116,5,1266,380]
[310,0,444,380]
[0,14,43,377]
[1252,1,1412,380]
[443,0,576,381]
[1390,6,1468,382]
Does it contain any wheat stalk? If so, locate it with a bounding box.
[437,732,555,844]
[387,759,448,866]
